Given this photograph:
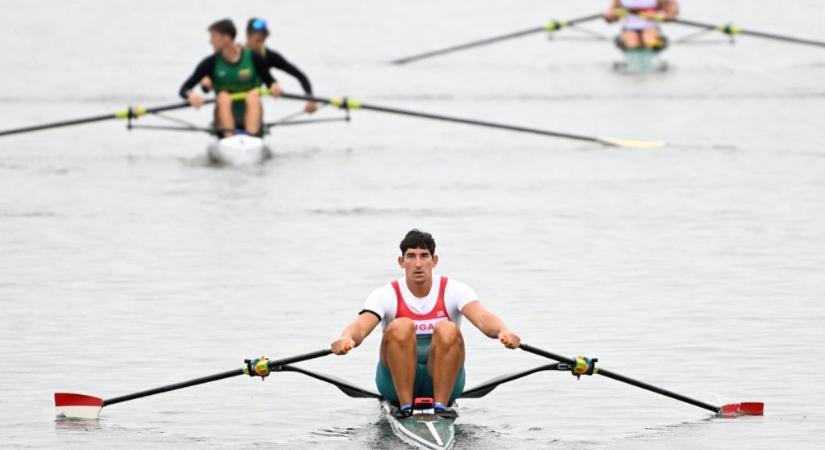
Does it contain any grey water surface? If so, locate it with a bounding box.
[1,0,824,448]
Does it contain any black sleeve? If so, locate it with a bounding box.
[250,52,277,86]
[265,48,313,94]
[358,309,382,322]
[179,55,216,99]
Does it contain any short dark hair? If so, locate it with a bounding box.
[400,229,436,256]
[208,19,237,39]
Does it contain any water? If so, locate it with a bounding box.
[1,0,824,448]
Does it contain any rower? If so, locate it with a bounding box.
[178,19,280,138]
[199,18,318,115]
[330,229,521,420]
[604,0,680,50]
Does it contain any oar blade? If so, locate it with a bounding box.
[718,402,765,418]
[598,137,667,149]
[55,393,104,420]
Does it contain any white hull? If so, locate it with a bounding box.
[207,134,271,165]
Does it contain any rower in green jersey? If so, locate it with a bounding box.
[198,18,318,115]
[178,19,280,137]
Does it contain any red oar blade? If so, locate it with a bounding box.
[718,402,765,418]
[55,393,104,420]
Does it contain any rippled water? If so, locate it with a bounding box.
[1,0,824,448]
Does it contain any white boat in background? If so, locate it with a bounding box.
[207,134,271,166]
[613,48,669,73]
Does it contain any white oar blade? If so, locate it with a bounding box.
[55,393,104,419]
[598,137,667,149]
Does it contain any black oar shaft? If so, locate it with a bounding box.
[392,13,603,64]
[281,93,599,144]
[0,113,118,137]
[392,26,545,64]
[102,349,331,407]
[0,101,195,138]
[672,18,825,48]
[519,344,720,413]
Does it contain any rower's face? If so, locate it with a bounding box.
[209,31,233,51]
[398,248,438,284]
[246,32,267,51]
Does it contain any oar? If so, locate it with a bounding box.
[519,344,764,417]
[391,13,604,65]
[0,101,193,137]
[54,349,332,419]
[279,92,664,149]
[668,18,825,49]
[0,90,261,138]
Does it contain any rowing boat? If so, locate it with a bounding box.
[382,400,455,450]
[613,48,669,73]
[53,347,763,448]
[206,134,271,165]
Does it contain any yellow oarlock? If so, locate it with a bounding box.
[719,24,742,35]
[330,97,362,110]
[544,20,569,32]
[114,106,147,120]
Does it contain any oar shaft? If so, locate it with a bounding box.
[519,344,719,413]
[671,18,825,48]
[102,349,331,407]
[280,93,599,144]
[0,101,196,138]
[392,13,603,64]
[392,26,545,64]
[0,113,119,137]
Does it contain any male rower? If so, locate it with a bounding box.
[178,19,280,137]
[604,0,680,50]
[200,18,317,115]
[329,229,521,419]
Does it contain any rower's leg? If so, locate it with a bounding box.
[215,91,235,138]
[427,321,465,406]
[380,318,417,406]
[642,27,662,49]
[244,89,262,135]
[621,29,641,49]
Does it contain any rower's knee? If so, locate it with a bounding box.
[386,318,415,343]
[433,321,461,345]
[216,91,232,107]
[245,89,261,105]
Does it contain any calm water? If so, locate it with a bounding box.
[1,0,824,448]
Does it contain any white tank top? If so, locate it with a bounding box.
[620,0,660,31]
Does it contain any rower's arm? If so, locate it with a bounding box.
[461,301,510,338]
[341,312,381,347]
[265,50,313,94]
[462,301,521,348]
[178,56,215,99]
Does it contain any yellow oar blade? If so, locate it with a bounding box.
[598,137,667,149]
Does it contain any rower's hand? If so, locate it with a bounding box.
[498,330,521,349]
[603,9,620,23]
[187,92,205,109]
[331,337,355,355]
[304,101,318,114]
[269,83,283,97]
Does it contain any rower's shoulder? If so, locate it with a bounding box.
[367,281,396,299]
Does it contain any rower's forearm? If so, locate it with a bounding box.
[342,323,367,346]
[479,313,508,338]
